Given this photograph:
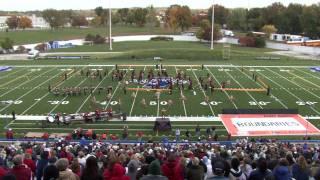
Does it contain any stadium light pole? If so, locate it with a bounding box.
[109,0,113,51]
[210,1,215,50]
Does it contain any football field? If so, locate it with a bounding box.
[1,64,320,138]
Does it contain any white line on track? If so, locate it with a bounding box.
[129,66,146,116]
[206,67,238,109]
[190,66,215,116]
[76,67,115,113]
[222,66,263,109]
[20,67,83,115]
[0,68,55,98]
[234,66,288,109]
[104,66,132,109]
[174,66,188,116]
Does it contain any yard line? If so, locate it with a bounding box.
[0,68,68,113]
[0,70,35,88]
[267,68,320,100]
[206,67,238,109]
[105,66,132,109]
[234,67,288,109]
[21,67,83,115]
[0,68,26,80]
[190,66,215,116]
[76,67,115,113]
[222,66,263,109]
[129,66,147,116]
[0,68,56,98]
[294,68,320,81]
[174,66,188,116]
[257,69,320,115]
[49,77,88,114]
[287,70,320,89]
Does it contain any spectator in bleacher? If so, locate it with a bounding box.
[55,158,78,180]
[248,157,274,180]
[23,153,36,176]
[141,160,168,180]
[126,154,141,180]
[240,157,252,178]
[161,153,183,180]
[229,157,246,180]
[43,163,59,180]
[81,156,103,180]
[273,158,291,180]
[206,159,228,180]
[186,157,204,180]
[70,159,81,178]
[10,155,32,180]
[103,157,129,180]
[36,151,49,180]
[292,156,310,180]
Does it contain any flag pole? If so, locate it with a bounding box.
[109,0,113,51]
[210,1,215,50]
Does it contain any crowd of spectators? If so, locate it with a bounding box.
[0,137,320,180]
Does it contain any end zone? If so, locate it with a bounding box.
[220,114,320,137]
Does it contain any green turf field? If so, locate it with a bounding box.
[1,41,320,140]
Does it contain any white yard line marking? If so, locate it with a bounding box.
[288,70,320,89]
[234,67,288,109]
[76,67,115,113]
[295,68,320,81]
[190,66,215,116]
[0,68,55,98]
[20,67,83,115]
[267,68,320,100]
[0,68,26,80]
[264,68,320,115]
[49,77,88,114]
[174,66,188,116]
[129,66,147,116]
[105,66,132,109]
[10,65,315,68]
[222,66,263,109]
[0,69,66,113]
[0,70,35,88]
[206,67,238,109]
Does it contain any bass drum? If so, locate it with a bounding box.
[47,116,55,123]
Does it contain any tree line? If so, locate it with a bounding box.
[210,3,320,39]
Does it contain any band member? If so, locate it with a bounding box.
[123,86,127,95]
[204,96,209,103]
[141,98,147,107]
[161,108,167,119]
[155,91,161,100]
[229,95,235,102]
[168,99,173,107]
[181,94,187,101]
[131,92,136,100]
[48,84,51,92]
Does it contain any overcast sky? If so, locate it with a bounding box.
[0,0,319,11]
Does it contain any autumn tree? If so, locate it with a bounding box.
[6,15,19,30]
[208,5,229,26]
[166,5,192,32]
[94,6,109,25]
[133,8,148,27]
[196,19,222,41]
[117,8,130,24]
[71,15,89,27]
[18,16,33,29]
[262,25,277,36]
[42,9,67,29]
[146,6,160,28]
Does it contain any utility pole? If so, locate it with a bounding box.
[210,1,215,50]
[109,0,113,51]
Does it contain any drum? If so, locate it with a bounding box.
[47,116,55,123]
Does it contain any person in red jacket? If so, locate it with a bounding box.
[23,153,36,176]
[6,129,13,139]
[10,155,32,180]
[103,163,130,180]
[161,154,183,180]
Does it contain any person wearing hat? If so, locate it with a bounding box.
[206,160,228,180]
[141,160,168,180]
[186,157,204,180]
